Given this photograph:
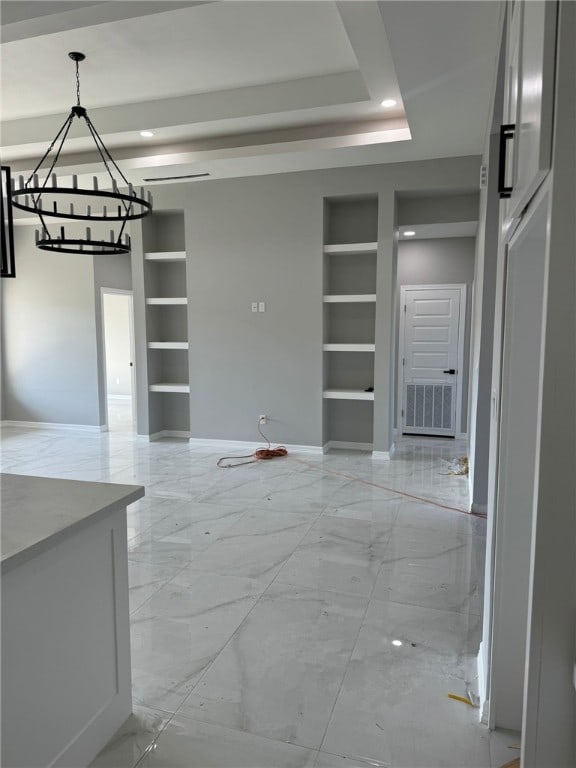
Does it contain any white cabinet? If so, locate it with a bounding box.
[500,1,558,234]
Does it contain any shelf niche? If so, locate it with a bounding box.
[142,211,190,437]
[323,196,378,450]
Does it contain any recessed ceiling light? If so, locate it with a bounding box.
[403,230,416,237]
[392,639,403,647]
[140,130,154,138]
[381,99,397,108]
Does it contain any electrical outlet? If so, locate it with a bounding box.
[251,302,258,313]
[258,301,266,312]
[259,414,267,425]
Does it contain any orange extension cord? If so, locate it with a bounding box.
[217,422,288,468]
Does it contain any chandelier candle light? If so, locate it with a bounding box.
[11,52,152,254]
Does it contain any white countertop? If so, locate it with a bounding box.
[1,474,144,572]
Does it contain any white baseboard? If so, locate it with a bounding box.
[107,395,131,402]
[456,432,469,441]
[149,430,191,441]
[477,641,489,724]
[1,420,105,433]
[323,441,373,453]
[371,450,391,461]
[471,502,488,517]
[186,438,322,455]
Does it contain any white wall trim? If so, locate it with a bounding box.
[477,641,489,725]
[1,420,105,433]
[456,432,469,441]
[471,502,488,517]
[185,438,323,455]
[323,440,373,453]
[371,450,391,461]
[107,395,131,402]
[149,430,191,441]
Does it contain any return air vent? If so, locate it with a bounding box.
[405,383,454,434]
[143,173,210,182]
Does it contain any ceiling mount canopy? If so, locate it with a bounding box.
[11,52,152,255]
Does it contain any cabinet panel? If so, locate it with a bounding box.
[507,0,557,221]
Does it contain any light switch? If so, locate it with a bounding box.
[258,301,266,313]
[251,302,258,313]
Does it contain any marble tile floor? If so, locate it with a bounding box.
[0,425,514,767]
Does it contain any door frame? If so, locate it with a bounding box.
[397,283,467,438]
[100,288,136,430]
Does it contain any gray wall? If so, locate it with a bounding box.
[397,192,479,225]
[3,156,480,442]
[140,156,480,448]
[2,226,100,426]
[396,237,476,433]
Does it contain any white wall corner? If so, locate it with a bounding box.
[477,641,489,725]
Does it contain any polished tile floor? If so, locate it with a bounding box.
[1,409,517,768]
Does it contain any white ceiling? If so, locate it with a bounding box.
[0,0,504,186]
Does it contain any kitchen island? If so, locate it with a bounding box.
[1,473,144,768]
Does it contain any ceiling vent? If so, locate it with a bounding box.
[143,173,210,183]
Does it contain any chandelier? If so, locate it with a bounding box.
[11,52,152,255]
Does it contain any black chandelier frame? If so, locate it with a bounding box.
[10,52,152,255]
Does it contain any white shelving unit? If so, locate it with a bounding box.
[146,297,188,305]
[323,294,376,303]
[149,383,190,393]
[323,389,374,401]
[323,343,375,352]
[140,211,191,438]
[147,342,189,350]
[145,251,186,261]
[323,242,377,256]
[322,197,378,449]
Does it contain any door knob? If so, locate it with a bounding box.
[443,369,456,374]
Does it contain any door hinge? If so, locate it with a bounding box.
[401,409,404,417]
[402,357,405,366]
[404,304,406,312]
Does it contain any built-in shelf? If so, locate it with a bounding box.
[323,343,375,352]
[147,342,189,350]
[146,297,188,305]
[323,389,375,401]
[323,294,376,303]
[149,383,190,393]
[323,242,377,256]
[145,251,186,261]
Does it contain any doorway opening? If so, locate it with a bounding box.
[101,289,136,432]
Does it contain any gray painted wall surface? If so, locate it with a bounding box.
[396,237,476,433]
[143,156,480,448]
[3,156,480,442]
[2,226,100,426]
[397,193,479,224]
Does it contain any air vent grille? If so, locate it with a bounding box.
[405,383,453,432]
[143,173,210,182]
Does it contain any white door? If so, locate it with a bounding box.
[102,290,136,431]
[399,285,465,437]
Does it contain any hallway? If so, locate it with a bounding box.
[1,427,514,767]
